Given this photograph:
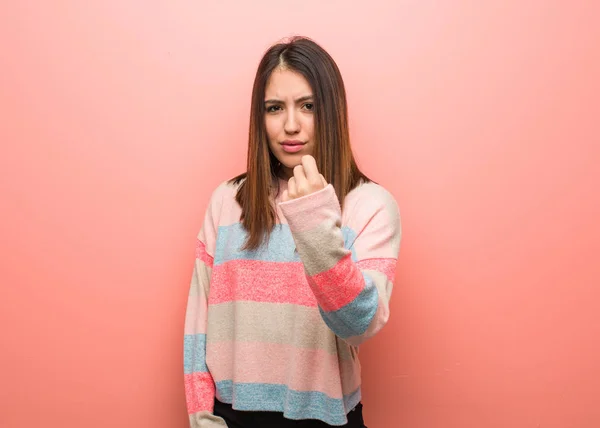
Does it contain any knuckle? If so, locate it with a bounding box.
[309,178,321,187]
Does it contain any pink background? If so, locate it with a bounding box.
[1,1,599,427]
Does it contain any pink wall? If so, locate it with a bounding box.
[1,1,599,427]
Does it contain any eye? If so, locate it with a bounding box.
[303,103,314,111]
[266,105,281,113]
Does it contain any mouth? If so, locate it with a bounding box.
[280,140,306,153]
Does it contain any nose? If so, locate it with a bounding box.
[284,110,300,134]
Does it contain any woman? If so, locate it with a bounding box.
[184,36,401,427]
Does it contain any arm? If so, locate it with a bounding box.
[184,189,228,427]
[279,184,401,347]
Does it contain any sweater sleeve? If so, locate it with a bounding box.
[183,188,227,428]
[278,183,401,347]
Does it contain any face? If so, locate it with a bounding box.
[264,68,315,179]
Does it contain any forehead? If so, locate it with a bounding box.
[265,68,312,99]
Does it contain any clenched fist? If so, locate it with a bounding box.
[281,155,328,202]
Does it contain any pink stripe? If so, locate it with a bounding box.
[184,372,215,414]
[195,239,213,268]
[308,254,365,312]
[206,341,359,398]
[209,260,317,307]
[356,258,397,281]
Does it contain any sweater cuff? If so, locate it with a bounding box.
[278,184,341,231]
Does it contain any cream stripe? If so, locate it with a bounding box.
[184,261,213,335]
[188,260,212,297]
[292,220,350,276]
[206,301,355,360]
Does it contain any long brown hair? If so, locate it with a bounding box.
[230,36,371,250]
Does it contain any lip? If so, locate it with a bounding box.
[281,140,306,153]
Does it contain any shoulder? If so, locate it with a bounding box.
[342,180,401,237]
[343,181,402,253]
[209,179,240,204]
[202,179,242,222]
[346,180,400,215]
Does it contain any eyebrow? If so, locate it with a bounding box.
[264,95,314,104]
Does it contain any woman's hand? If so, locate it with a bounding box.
[282,155,328,202]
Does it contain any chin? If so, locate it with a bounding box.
[282,157,302,166]
[277,153,302,167]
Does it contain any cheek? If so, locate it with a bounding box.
[305,116,315,139]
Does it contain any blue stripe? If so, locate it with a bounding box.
[183,334,207,374]
[214,223,358,266]
[215,380,361,426]
[319,273,379,339]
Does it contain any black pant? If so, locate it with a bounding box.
[214,399,367,428]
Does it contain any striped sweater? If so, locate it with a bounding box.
[184,177,401,427]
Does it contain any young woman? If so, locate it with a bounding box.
[184,36,401,427]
